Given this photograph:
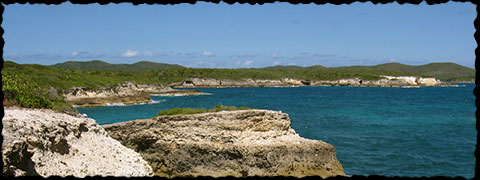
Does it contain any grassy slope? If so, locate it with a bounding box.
[52,60,185,71]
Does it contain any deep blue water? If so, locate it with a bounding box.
[77,84,476,178]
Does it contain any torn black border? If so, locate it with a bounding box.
[0,0,477,179]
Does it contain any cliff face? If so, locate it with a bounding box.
[172,78,309,87]
[310,76,444,87]
[172,76,451,88]
[103,110,345,178]
[2,107,153,177]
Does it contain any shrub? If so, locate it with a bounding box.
[2,72,77,113]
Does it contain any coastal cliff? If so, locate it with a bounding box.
[64,81,206,107]
[2,107,153,177]
[103,110,345,178]
[170,78,309,87]
[171,76,455,88]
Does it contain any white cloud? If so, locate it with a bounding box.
[121,50,139,57]
[273,61,281,65]
[71,51,78,57]
[193,61,217,68]
[202,51,214,57]
[271,53,284,59]
[144,51,154,57]
[234,53,260,58]
[4,53,25,59]
[236,60,254,67]
[313,53,335,57]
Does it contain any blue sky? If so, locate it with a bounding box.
[2,2,476,68]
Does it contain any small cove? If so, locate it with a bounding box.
[77,84,475,178]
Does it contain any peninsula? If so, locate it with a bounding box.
[3,60,471,113]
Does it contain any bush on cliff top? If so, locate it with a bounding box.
[2,72,77,114]
[156,105,250,116]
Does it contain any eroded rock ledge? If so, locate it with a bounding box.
[103,110,345,178]
[2,107,153,177]
[64,82,207,107]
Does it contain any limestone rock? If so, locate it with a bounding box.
[176,78,307,87]
[64,81,205,107]
[2,107,153,177]
[417,77,441,86]
[176,76,447,88]
[310,76,446,87]
[103,110,345,178]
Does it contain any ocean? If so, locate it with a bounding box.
[77,84,476,178]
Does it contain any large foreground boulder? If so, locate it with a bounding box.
[103,110,345,178]
[2,107,153,177]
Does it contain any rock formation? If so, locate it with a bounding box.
[103,110,345,178]
[2,107,153,177]
[172,76,453,88]
[171,78,310,87]
[64,81,207,107]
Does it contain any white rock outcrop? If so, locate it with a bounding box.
[103,110,345,178]
[2,107,153,177]
[417,77,441,86]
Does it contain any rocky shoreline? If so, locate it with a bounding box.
[64,82,208,107]
[3,107,345,178]
[63,76,457,107]
[170,76,458,88]
[103,110,345,178]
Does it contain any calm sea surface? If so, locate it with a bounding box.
[77,84,476,178]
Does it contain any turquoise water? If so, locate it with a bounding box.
[77,84,476,178]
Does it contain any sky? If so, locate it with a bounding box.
[2,2,477,68]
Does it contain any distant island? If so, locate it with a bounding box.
[2,60,474,114]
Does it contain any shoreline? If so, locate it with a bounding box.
[64,77,464,108]
[64,82,209,108]
[170,77,459,88]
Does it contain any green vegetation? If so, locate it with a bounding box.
[156,105,251,116]
[48,60,475,82]
[52,60,185,71]
[2,72,77,113]
[3,61,418,91]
